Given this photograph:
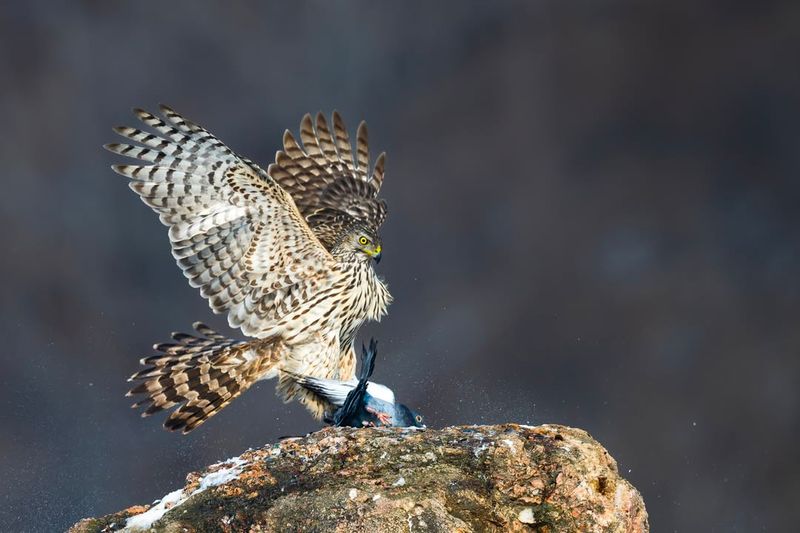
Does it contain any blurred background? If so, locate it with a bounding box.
[1,1,798,531]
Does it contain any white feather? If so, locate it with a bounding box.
[296,376,395,406]
[366,382,395,404]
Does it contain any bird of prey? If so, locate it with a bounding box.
[105,105,393,433]
[293,339,425,428]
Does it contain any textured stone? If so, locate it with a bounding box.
[69,424,648,532]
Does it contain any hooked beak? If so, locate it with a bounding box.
[372,246,382,264]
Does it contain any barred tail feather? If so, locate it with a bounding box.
[127,322,281,433]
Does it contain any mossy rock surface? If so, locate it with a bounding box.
[69,424,648,532]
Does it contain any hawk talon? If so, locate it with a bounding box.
[366,406,392,426]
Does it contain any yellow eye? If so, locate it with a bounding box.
[359,236,369,245]
[415,415,423,423]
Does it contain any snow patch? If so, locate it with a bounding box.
[502,439,519,452]
[124,456,248,531]
[473,442,490,457]
[518,507,535,524]
[198,457,247,491]
[123,489,184,531]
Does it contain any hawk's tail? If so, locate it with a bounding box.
[126,322,281,433]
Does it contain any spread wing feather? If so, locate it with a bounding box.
[270,112,388,250]
[106,106,336,338]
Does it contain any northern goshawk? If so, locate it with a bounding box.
[105,106,392,432]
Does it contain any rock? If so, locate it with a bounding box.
[69,424,648,532]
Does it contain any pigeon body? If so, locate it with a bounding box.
[293,339,424,428]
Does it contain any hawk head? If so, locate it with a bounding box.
[331,223,383,264]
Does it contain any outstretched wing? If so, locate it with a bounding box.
[106,106,336,338]
[270,112,387,250]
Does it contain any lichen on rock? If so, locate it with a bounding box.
[69,424,648,532]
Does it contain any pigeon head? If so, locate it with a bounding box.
[394,404,425,428]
